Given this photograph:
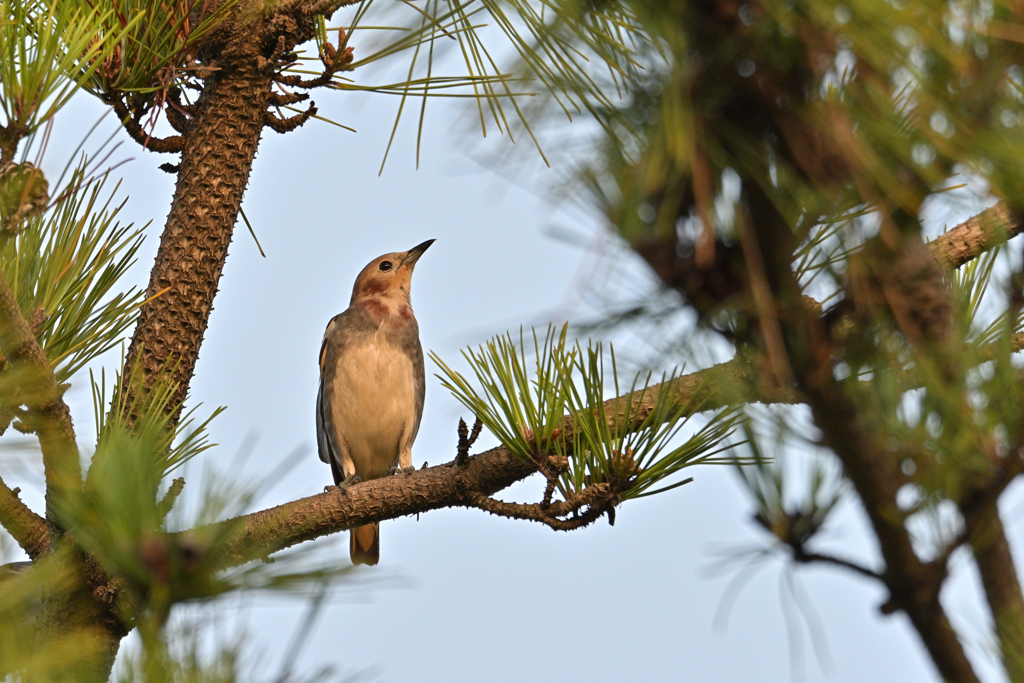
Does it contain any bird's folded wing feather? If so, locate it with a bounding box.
[316,379,333,465]
[403,323,426,444]
[316,320,337,466]
[316,309,375,464]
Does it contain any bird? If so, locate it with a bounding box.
[316,239,434,566]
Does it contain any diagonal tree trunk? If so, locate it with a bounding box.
[91,21,275,676]
[119,42,271,424]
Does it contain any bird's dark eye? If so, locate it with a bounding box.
[379,261,393,272]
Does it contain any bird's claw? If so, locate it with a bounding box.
[390,465,416,475]
[334,474,361,495]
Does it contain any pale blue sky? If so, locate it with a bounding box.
[3,45,1020,682]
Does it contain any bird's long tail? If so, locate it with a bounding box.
[350,523,379,565]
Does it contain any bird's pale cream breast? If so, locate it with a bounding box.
[327,337,418,478]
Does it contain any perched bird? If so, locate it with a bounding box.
[316,239,434,566]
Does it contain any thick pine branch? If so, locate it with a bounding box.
[205,335,1024,572]
[0,266,79,533]
[801,374,978,681]
[216,444,534,565]
[118,48,272,426]
[118,0,358,428]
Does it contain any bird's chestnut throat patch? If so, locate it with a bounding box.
[360,280,390,296]
[358,295,414,322]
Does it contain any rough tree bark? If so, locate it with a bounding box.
[118,29,272,423]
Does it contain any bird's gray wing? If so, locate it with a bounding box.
[316,333,335,466]
[398,317,426,443]
[317,325,349,486]
[317,309,377,483]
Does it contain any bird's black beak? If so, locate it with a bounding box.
[401,239,435,268]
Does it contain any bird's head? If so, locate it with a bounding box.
[350,239,435,308]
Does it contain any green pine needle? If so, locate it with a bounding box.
[431,325,742,501]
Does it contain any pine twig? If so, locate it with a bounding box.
[455,417,482,466]
[106,94,185,154]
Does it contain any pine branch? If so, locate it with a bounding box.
[0,474,48,559]
[931,203,1021,270]
[211,444,533,566]
[264,103,318,134]
[118,56,272,429]
[0,265,80,532]
[119,0,364,431]
[970,511,1024,680]
[106,94,185,154]
[467,483,617,531]
[201,354,751,566]
[790,549,883,580]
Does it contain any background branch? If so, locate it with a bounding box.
[931,203,1022,269]
[969,505,1024,679]
[792,549,883,581]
